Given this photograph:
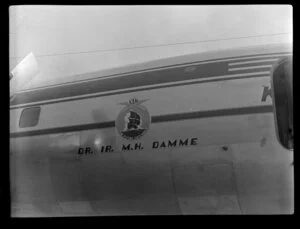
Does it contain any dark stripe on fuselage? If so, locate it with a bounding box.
[13,51,290,91]
[10,74,269,110]
[11,61,228,106]
[10,53,290,108]
[10,105,273,138]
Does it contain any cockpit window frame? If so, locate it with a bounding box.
[19,106,41,128]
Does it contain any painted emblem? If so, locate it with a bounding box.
[116,98,151,140]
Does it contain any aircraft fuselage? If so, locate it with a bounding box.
[10,43,293,215]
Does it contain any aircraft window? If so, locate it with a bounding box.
[272,57,293,150]
[19,107,41,128]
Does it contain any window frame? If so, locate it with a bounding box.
[19,106,41,128]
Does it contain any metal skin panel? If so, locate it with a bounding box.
[10,113,293,215]
[10,109,293,215]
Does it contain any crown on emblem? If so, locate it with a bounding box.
[129,98,138,104]
[119,98,149,106]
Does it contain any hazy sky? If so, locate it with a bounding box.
[9,5,292,88]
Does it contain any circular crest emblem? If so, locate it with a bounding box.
[115,98,151,140]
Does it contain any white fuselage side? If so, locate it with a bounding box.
[10,44,293,216]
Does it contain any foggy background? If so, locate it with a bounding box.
[9,5,292,89]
